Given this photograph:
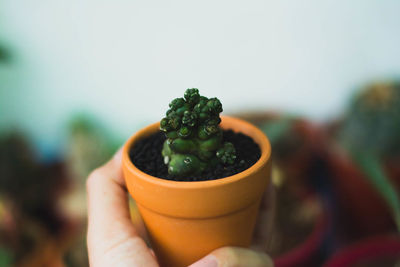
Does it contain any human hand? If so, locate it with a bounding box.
[87,149,274,267]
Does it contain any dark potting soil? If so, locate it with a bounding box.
[130,130,261,181]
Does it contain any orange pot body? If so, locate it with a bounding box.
[122,116,272,267]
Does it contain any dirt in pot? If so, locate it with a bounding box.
[130,130,261,181]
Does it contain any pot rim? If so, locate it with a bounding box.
[122,115,271,189]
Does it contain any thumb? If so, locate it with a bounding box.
[189,247,274,267]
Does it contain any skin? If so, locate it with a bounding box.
[87,148,274,267]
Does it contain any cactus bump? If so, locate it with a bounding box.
[160,88,236,177]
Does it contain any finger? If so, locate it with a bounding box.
[189,247,273,267]
[252,183,276,251]
[86,148,158,267]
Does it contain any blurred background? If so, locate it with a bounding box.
[1,1,400,266]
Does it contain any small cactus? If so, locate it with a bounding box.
[160,88,236,177]
[340,82,400,158]
[339,82,400,230]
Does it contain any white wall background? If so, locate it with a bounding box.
[1,0,400,151]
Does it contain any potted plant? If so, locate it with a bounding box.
[122,89,272,266]
[325,81,400,238]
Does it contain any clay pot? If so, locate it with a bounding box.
[122,116,272,267]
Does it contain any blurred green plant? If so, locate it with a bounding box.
[259,116,310,165]
[259,117,292,146]
[340,82,400,230]
[0,44,11,63]
[0,247,12,266]
[0,132,69,265]
[352,151,400,231]
[340,82,400,158]
[160,88,236,177]
[66,113,121,182]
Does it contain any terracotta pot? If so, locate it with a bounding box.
[323,235,400,267]
[122,116,272,267]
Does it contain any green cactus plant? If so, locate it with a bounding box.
[340,81,400,230]
[340,82,400,158]
[160,88,236,178]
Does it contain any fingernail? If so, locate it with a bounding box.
[189,255,218,267]
[113,146,123,164]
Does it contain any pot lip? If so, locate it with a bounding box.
[122,115,271,189]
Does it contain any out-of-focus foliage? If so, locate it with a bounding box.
[339,82,400,230]
[62,113,121,230]
[340,82,400,158]
[0,44,11,63]
[352,151,400,230]
[0,133,37,201]
[61,114,122,266]
[0,247,12,266]
[0,133,66,218]
[259,116,299,162]
[0,113,121,266]
[66,114,121,183]
[0,133,70,265]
